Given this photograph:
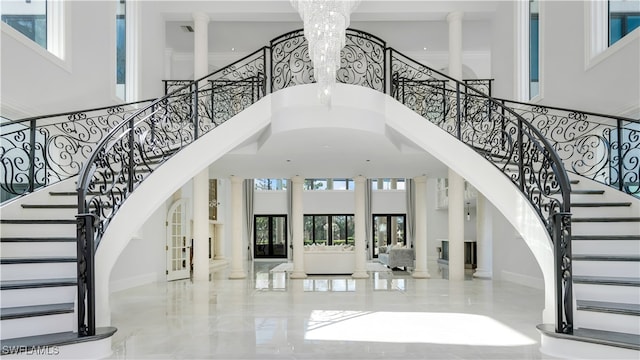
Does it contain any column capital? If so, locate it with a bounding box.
[192,12,210,24]
[413,175,427,184]
[446,11,464,23]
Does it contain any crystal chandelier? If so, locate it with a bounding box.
[290,0,360,106]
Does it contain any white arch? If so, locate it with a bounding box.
[95,84,555,325]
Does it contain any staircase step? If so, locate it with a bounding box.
[537,324,640,351]
[0,327,117,356]
[0,237,76,243]
[573,235,640,241]
[573,276,640,287]
[577,300,640,316]
[0,278,77,290]
[574,254,640,261]
[0,303,74,320]
[0,257,76,264]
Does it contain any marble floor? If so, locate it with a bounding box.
[108,261,559,360]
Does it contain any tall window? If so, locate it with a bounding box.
[303,215,355,246]
[116,0,126,99]
[1,0,47,49]
[609,0,640,46]
[529,0,539,99]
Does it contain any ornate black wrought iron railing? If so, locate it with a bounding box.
[6,28,602,337]
[0,99,159,202]
[389,49,574,333]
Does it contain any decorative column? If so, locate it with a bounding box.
[352,176,369,278]
[412,176,430,278]
[448,169,465,281]
[290,176,307,279]
[446,11,464,80]
[474,193,493,278]
[191,12,210,281]
[228,176,246,279]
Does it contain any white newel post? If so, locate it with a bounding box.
[290,176,307,279]
[448,169,465,281]
[412,176,430,278]
[474,193,493,278]
[352,176,369,278]
[191,11,210,282]
[228,176,246,279]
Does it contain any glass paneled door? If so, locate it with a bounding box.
[254,215,287,258]
[372,214,406,258]
[166,199,191,281]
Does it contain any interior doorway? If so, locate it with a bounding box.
[254,215,287,259]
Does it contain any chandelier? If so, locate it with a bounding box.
[290,0,360,106]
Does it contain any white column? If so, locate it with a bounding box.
[352,176,369,278]
[474,193,493,278]
[290,176,307,279]
[192,12,209,80]
[192,172,210,281]
[412,176,430,278]
[191,12,210,282]
[228,176,246,279]
[446,11,464,80]
[448,169,465,281]
[214,223,225,260]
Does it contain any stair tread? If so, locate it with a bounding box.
[0,219,76,224]
[577,300,640,316]
[0,326,117,355]
[0,237,76,242]
[0,278,77,290]
[573,275,640,286]
[0,257,76,264]
[572,217,640,222]
[573,254,640,261]
[0,303,74,320]
[537,324,640,350]
[571,202,632,207]
[572,235,640,240]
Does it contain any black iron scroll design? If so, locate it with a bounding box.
[496,100,640,198]
[1,100,155,202]
[75,50,267,336]
[390,48,573,334]
[270,29,386,93]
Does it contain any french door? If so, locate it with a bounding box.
[372,214,406,258]
[254,215,287,259]
[166,199,191,281]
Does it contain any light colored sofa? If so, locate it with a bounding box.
[378,247,414,269]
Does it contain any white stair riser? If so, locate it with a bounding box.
[573,284,640,304]
[0,224,76,237]
[573,261,640,278]
[15,207,78,219]
[571,206,634,217]
[572,240,640,255]
[572,222,640,235]
[1,242,76,258]
[574,310,640,335]
[1,263,76,281]
[0,287,76,308]
[0,313,74,340]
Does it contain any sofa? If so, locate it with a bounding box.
[378,246,414,269]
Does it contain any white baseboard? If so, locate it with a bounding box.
[500,270,544,289]
[110,272,157,293]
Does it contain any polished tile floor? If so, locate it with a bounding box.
[108,261,559,359]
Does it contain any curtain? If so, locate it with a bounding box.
[405,178,415,249]
[286,179,293,261]
[365,178,373,260]
[244,179,254,260]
